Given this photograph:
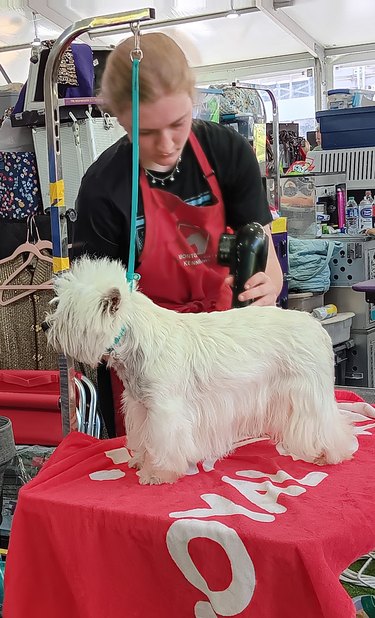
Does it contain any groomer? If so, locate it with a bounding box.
[72,32,283,435]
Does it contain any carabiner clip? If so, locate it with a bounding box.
[130,21,143,62]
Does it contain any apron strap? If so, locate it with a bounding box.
[188,131,218,185]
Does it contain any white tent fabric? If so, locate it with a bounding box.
[0,1,374,91]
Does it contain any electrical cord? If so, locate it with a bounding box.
[340,553,375,589]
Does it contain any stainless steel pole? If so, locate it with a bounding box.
[43,8,155,436]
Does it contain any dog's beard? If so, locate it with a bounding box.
[46,323,110,367]
[45,303,122,368]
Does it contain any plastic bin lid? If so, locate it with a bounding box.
[320,311,355,325]
[327,89,352,95]
[316,107,375,118]
[288,292,314,299]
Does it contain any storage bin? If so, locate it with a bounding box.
[33,117,125,211]
[316,107,375,150]
[288,292,324,312]
[327,89,354,110]
[325,286,375,331]
[321,311,355,346]
[327,88,375,110]
[279,172,346,238]
[193,88,221,122]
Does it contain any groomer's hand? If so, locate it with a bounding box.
[225,271,278,306]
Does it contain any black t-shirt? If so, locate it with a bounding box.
[72,119,272,264]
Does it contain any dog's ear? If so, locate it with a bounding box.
[102,288,121,315]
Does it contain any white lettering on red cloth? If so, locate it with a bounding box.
[166,519,255,617]
[167,468,327,616]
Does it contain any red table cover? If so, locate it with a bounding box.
[3,391,375,618]
[0,370,63,445]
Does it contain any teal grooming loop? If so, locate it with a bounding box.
[43,8,155,436]
[127,23,143,289]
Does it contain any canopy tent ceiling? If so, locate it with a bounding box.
[0,0,374,84]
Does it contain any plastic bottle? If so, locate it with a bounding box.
[312,304,338,320]
[336,187,346,230]
[346,196,359,235]
[358,191,373,232]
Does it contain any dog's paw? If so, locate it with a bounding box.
[313,451,353,466]
[136,468,179,485]
[313,454,329,466]
[137,470,164,485]
[128,452,144,470]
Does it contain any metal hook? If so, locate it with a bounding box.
[129,21,143,62]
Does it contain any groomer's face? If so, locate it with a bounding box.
[118,92,193,170]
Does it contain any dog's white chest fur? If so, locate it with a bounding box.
[46,257,356,484]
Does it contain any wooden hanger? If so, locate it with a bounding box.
[0,216,53,306]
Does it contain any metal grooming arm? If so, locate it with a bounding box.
[43,8,155,437]
[232,82,280,211]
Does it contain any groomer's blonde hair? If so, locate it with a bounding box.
[101,32,196,116]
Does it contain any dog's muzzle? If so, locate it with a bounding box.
[41,321,51,332]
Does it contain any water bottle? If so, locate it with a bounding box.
[359,191,373,232]
[346,196,359,235]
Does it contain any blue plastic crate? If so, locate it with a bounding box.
[316,106,375,149]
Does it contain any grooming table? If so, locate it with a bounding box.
[352,279,375,304]
[3,391,375,618]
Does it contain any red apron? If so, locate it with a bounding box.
[111,131,232,434]
[137,130,231,312]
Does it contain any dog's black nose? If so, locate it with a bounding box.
[41,321,51,332]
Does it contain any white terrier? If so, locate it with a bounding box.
[45,256,355,485]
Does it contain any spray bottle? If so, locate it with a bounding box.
[336,187,346,231]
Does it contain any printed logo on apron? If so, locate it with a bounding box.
[178,223,210,255]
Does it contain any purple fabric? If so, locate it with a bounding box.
[65,43,94,99]
[12,43,94,114]
[12,84,26,115]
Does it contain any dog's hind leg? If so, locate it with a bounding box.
[279,378,355,465]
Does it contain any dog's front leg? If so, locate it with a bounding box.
[137,452,180,485]
[128,450,145,470]
[136,396,197,485]
[122,392,149,471]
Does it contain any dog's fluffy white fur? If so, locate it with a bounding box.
[46,256,355,484]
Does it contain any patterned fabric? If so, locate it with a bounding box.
[0,255,58,371]
[212,85,265,121]
[0,152,43,220]
[43,41,79,86]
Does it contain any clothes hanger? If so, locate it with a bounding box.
[0,216,53,306]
